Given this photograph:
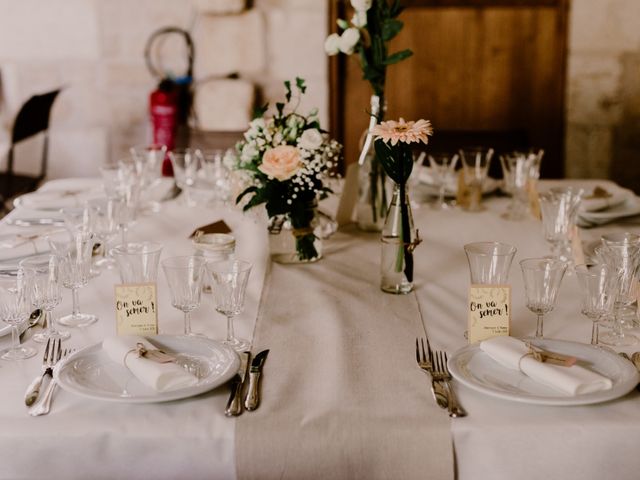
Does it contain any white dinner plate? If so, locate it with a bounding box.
[13,188,104,212]
[55,335,240,403]
[448,338,639,406]
[578,196,640,225]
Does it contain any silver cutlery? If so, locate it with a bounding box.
[24,337,60,407]
[245,349,269,411]
[225,351,251,417]
[28,347,72,416]
[19,309,43,343]
[432,350,467,418]
[416,337,448,410]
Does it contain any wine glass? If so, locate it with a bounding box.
[19,254,69,343]
[520,258,567,338]
[129,144,167,213]
[206,259,252,351]
[88,198,121,270]
[0,271,37,360]
[169,148,202,207]
[100,163,140,244]
[427,152,459,210]
[200,149,232,204]
[595,243,640,346]
[111,242,163,284]
[499,150,543,221]
[464,241,517,285]
[575,263,618,346]
[161,256,207,336]
[48,230,98,327]
[539,187,583,266]
[459,147,494,212]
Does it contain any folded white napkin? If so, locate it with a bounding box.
[15,189,103,211]
[581,188,628,212]
[480,336,612,396]
[0,234,51,262]
[102,336,198,392]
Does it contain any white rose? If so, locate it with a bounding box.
[298,129,324,151]
[338,28,360,55]
[352,11,367,28]
[351,0,372,11]
[324,33,341,56]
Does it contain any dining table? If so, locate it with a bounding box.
[1,176,640,480]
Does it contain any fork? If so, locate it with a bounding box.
[28,347,73,417]
[24,338,61,406]
[432,350,467,418]
[415,338,448,410]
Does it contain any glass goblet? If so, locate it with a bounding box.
[19,255,69,343]
[428,152,459,210]
[464,241,517,285]
[499,150,543,221]
[206,259,252,351]
[0,273,37,360]
[459,147,494,212]
[161,256,207,336]
[520,257,567,339]
[169,148,202,207]
[49,231,98,328]
[111,242,163,284]
[539,187,583,266]
[88,198,121,270]
[575,263,618,346]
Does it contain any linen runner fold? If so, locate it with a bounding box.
[236,228,454,480]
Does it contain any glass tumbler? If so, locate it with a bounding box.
[464,241,517,285]
[111,242,163,284]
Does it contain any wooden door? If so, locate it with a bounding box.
[329,0,570,178]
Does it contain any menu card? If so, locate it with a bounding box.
[468,285,511,344]
[115,283,159,335]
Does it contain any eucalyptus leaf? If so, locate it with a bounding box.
[382,19,403,41]
[384,49,413,65]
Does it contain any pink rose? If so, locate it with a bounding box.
[258,145,301,181]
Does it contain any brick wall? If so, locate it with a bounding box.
[0,0,328,179]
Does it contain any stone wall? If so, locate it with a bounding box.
[565,0,640,191]
[0,0,328,179]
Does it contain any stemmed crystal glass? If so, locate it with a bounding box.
[200,149,232,204]
[0,271,37,360]
[206,259,252,351]
[539,187,583,266]
[111,242,163,284]
[88,198,121,270]
[161,256,207,336]
[499,150,543,221]
[129,144,167,213]
[575,263,618,346]
[459,147,494,212]
[19,255,69,342]
[100,163,140,244]
[595,243,640,346]
[520,258,567,338]
[48,230,98,327]
[428,152,459,210]
[169,148,202,207]
[464,241,517,285]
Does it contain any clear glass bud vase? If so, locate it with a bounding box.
[381,184,418,294]
[356,95,390,232]
[268,201,322,264]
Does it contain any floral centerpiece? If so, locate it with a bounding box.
[373,118,432,292]
[325,0,413,230]
[235,78,342,263]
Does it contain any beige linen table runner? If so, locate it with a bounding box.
[236,228,454,480]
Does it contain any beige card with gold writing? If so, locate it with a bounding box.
[527,179,541,220]
[115,283,159,335]
[571,225,586,266]
[468,285,511,344]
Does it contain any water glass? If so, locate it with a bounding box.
[161,256,207,336]
[499,149,543,221]
[575,263,617,346]
[19,255,69,342]
[0,273,37,360]
[539,187,583,265]
[206,259,252,351]
[427,152,459,210]
[464,242,517,285]
[129,144,168,213]
[88,198,121,270]
[49,231,98,328]
[520,258,567,338]
[200,149,232,204]
[169,148,202,207]
[111,242,163,284]
[459,147,494,212]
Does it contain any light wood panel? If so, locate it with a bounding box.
[330,0,569,178]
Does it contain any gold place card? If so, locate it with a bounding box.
[468,285,511,344]
[115,283,159,336]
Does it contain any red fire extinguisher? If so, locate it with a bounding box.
[145,27,195,176]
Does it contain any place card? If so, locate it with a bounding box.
[468,285,511,344]
[571,225,586,266]
[115,283,158,336]
[527,179,541,220]
[190,220,231,238]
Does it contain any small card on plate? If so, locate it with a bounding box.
[190,220,231,238]
[468,285,511,344]
[115,283,159,335]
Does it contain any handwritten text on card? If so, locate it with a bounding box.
[468,285,511,344]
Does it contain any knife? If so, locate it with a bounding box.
[244,349,269,411]
[225,351,250,417]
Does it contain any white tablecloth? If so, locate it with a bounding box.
[1,178,640,479]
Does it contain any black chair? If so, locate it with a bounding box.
[0,88,62,202]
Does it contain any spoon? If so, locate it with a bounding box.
[19,309,42,342]
[631,352,640,372]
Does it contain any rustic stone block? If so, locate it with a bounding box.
[194,79,255,131]
[569,0,640,52]
[565,124,612,178]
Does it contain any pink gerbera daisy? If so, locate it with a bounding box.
[372,118,433,146]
